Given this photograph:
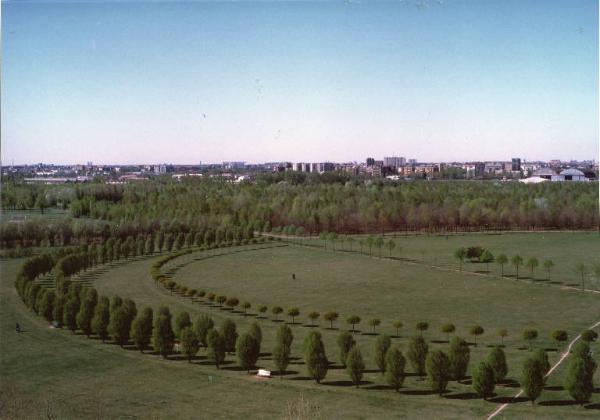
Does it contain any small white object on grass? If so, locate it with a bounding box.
[257,369,271,378]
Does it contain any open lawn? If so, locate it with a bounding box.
[1,232,599,419]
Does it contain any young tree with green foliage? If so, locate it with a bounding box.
[472,361,495,400]
[255,304,266,318]
[521,356,545,404]
[368,318,381,334]
[393,320,403,337]
[131,307,154,352]
[193,314,214,348]
[441,323,455,342]
[532,349,550,375]
[580,329,598,342]
[220,318,238,353]
[486,346,508,382]
[385,346,406,391]
[273,324,294,376]
[551,330,568,349]
[511,255,523,279]
[469,325,484,346]
[91,296,110,342]
[153,306,175,359]
[76,288,98,337]
[307,311,320,327]
[386,239,396,257]
[479,249,494,270]
[565,357,594,405]
[407,335,429,378]
[525,257,539,279]
[574,262,587,290]
[523,329,538,351]
[324,311,338,329]
[38,290,56,323]
[454,248,467,271]
[543,259,554,281]
[374,334,392,373]
[496,254,508,277]
[498,328,508,345]
[287,307,300,324]
[180,327,200,362]
[109,305,133,347]
[426,350,451,396]
[271,306,283,321]
[236,332,260,373]
[207,329,226,368]
[416,321,429,336]
[52,295,65,328]
[346,346,365,388]
[337,331,355,368]
[346,315,361,333]
[174,311,192,339]
[242,301,251,314]
[448,336,470,380]
[303,331,328,384]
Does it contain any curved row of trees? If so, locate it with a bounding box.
[18,279,598,406]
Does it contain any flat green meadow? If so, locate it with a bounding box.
[1,232,598,418]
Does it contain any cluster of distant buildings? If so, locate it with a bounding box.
[4,157,597,184]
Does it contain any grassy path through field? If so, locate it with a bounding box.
[486,319,600,419]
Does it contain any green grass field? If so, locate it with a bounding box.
[1,232,599,419]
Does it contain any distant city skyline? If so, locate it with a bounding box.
[2,0,598,165]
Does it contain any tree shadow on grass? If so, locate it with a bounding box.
[538,400,580,407]
[259,352,272,358]
[585,403,600,410]
[499,379,520,388]
[288,376,313,381]
[322,380,373,387]
[444,392,480,400]
[565,283,580,287]
[365,384,394,391]
[364,369,381,374]
[362,332,379,337]
[544,385,563,391]
[328,364,345,370]
[221,365,247,372]
[324,327,339,331]
[431,340,448,344]
[400,389,444,396]
[488,396,528,404]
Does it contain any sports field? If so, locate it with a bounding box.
[1,232,599,418]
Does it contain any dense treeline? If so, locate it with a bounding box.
[1,178,598,248]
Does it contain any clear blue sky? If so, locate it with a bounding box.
[1,0,598,165]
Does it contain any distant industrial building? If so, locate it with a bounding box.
[511,158,521,172]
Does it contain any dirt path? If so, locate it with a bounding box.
[486,320,600,419]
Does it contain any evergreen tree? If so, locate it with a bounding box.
[337,331,355,368]
[131,307,153,352]
[426,350,451,396]
[448,336,470,380]
[521,357,545,404]
[472,361,496,400]
[193,314,214,348]
[207,329,226,368]
[220,319,238,353]
[407,335,429,378]
[346,346,365,388]
[486,346,508,382]
[180,327,200,362]
[76,288,98,337]
[374,334,392,373]
[152,306,175,358]
[91,296,110,341]
[174,311,192,339]
[303,330,329,383]
[273,324,294,376]
[236,333,260,373]
[385,346,406,391]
